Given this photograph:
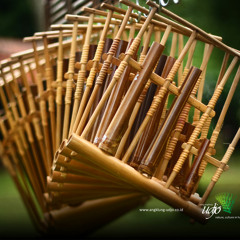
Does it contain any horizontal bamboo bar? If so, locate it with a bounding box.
[117,54,215,117]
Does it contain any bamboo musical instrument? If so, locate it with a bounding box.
[0,0,239,234]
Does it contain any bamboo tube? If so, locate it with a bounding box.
[122,31,197,164]
[62,20,79,141]
[49,189,139,205]
[88,39,126,142]
[74,5,134,136]
[67,134,208,223]
[40,35,56,152]
[93,39,135,147]
[156,44,213,179]
[71,10,113,134]
[181,143,229,170]
[114,23,164,158]
[94,23,155,150]
[129,55,174,168]
[55,153,129,185]
[68,14,94,136]
[165,56,239,188]
[47,179,136,193]
[59,146,135,187]
[50,170,126,186]
[138,67,202,177]
[99,42,164,155]
[179,139,210,199]
[199,128,240,205]
[79,1,159,138]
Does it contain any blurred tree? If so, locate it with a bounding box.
[0,0,37,38]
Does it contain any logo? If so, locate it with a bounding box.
[215,192,236,214]
[201,192,236,219]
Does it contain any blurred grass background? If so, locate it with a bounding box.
[0,0,239,239]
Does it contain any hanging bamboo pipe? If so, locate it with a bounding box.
[199,128,240,205]
[98,42,164,155]
[165,56,239,189]
[70,10,113,135]
[179,139,210,199]
[138,66,202,177]
[93,39,138,147]
[115,26,173,159]
[158,31,178,127]
[73,5,134,136]
[156,44,213,180]
[122,31,197,164]
[78,1,159,138]
[128,55,175,168]
[94,23,156,150]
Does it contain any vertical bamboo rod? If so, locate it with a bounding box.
[55,30,64,149]
[62,21,79,140]
[69,14,94,135]
[71,10,113,134]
